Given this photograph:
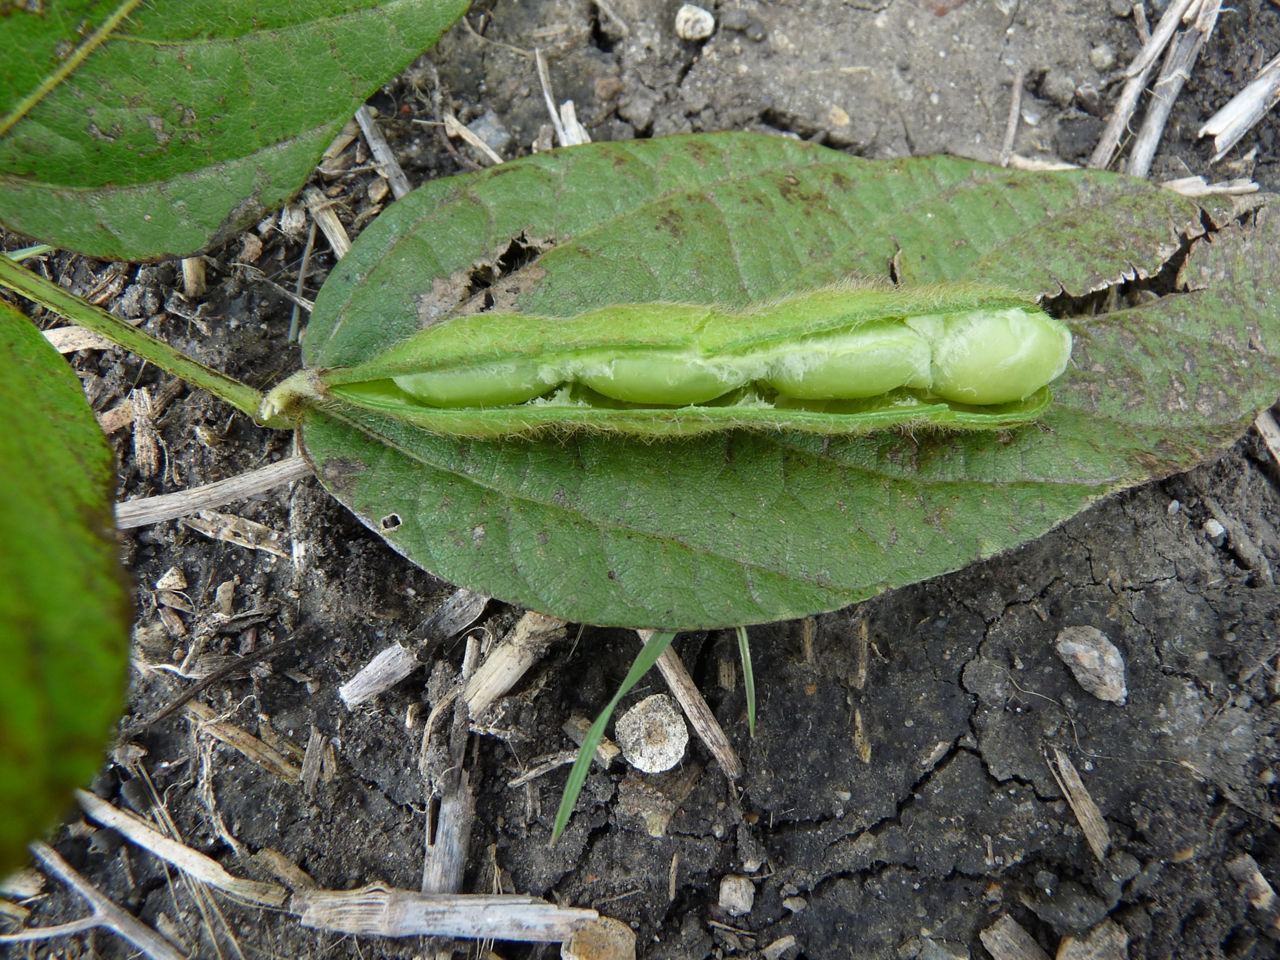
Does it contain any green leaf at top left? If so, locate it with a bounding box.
[0,0,469,260]
[0,304,130,874]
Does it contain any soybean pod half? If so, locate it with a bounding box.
[264,283,1073,439]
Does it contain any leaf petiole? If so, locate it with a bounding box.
[0,254,291,429]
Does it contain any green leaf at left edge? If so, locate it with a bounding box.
[295,134,1280,630]
[0,305,130,873]
[0,0,469,260]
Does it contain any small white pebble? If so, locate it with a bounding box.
[616,694,687,773]
[1203,518,1226,544]
[1090,42,1117,71]
[675,3,715,41]
[1054,626,1127,704]
[719,874,755,916]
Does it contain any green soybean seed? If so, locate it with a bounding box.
[760,321,932,400]
[262,283,1072,438]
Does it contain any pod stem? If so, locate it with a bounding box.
[0,254,292,430]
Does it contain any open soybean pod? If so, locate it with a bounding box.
[264,282,1072,439]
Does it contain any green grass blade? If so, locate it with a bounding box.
[551,630,676,841]
[736,626,756,736]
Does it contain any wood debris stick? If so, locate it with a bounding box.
[98,376,184,436]
[292,885,597,941]
[463,611,568,715]
[1007,154,1079,172]
[231,261,316,312]
[852,707,871,764]
[419,59,482,172]
[504,715,621,786]
[339,587,490,707]
[43,325,116,353]
[1045,745,1110,863]
[130,386,162,479]
[287,220,317,343]
[507,749,581,788]
[183,701,303,784]
[1125,0,1221,177]
[1090,0,1197,169]
[1255,408,1280,469]
[1227,854,1280,940]
[354,105,413,200]
[1161,175,1258,196]
[533,49,590,147]
[420,767,475,912]
[1200,50,1280,161]
[340,642,420,707]
[1122,0,1198,78]
[534,48,570,147]
[0,842,186,960]
[180,257,206,298]
[117,629,318,744]
[98,397,137,436]
[258,716,307,765]
[422,636,479,907]
[1132,2,1151,44]
[301,726,326,796]
[302,186,351,259]
[999,67,1027,166]
[852,617,869,690]
[558,100,591,145]
[318,119,359,175]
[443,111,505,165]
[254,848,318,890]
[181,509,290,558]
[76,790,289,908]
[979,914,1051,960]
[0,898,30,926]
[638,630,743,779]
[77,791,595,946]
[562,714,622,767]
[115,454,312,529]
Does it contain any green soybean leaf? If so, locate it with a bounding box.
[297,133,1280,630]
[552,630,675,841]
[0,0,468,260]
[0,305,130,872]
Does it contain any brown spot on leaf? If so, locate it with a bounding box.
[318,457,368,497]
[417,231,554,325]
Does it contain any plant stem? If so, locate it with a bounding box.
[0,254,291,429]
